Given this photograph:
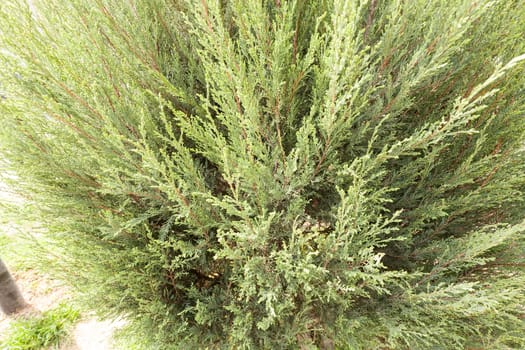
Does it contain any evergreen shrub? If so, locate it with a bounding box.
[1,0,524,348]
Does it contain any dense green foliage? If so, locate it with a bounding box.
[1,0,524,348]
[1,303,80,350]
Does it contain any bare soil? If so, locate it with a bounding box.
[0,267,125,349]
[1,178,125,349]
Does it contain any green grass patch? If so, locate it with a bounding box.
[1,303,80,350]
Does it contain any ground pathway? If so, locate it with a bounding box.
[0,177,124,349]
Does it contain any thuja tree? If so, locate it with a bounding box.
[0,258,26,315]
[1,0,524,348]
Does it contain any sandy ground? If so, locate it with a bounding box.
[0,266,126,349]
[0,178,125,349]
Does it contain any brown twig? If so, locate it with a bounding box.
[364,0,378,42]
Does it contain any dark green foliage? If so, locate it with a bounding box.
[0,0,524,348]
